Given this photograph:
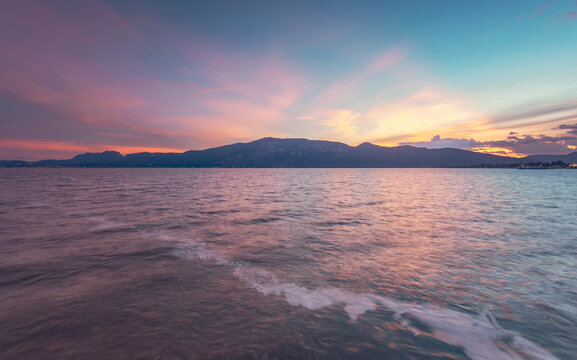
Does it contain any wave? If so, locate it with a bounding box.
[87,216,127,231]
[172,236,559,360]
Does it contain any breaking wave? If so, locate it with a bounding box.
[172,236,558,360]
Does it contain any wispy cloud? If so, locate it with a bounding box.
[489,103,577,125]
[0,0,308,159]
[312,48,406,107]
[557,123,577,135]
[298,49,485,146]
[558,123,577,129]
[536,0,557,14]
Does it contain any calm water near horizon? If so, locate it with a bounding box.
[1,168,576,360]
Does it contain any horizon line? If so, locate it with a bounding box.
[2,136,577,163]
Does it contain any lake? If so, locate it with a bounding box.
[0,168,576,359]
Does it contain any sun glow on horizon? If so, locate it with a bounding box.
[472,146,526,158]
[0,139,189,161]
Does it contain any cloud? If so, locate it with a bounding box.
[489,103,577,125]
[313,48,406,107]
[316,109,361,138]
[1,2,484,159]
[535,0,577,21]
[476,132,577,156]
[399,126,577,156]
[536,0,556,14]
[0,0,308,159]
[300,47,484,146]
[366,49,406,75]
[477,114,577,155]
[456,101,577,142]
[400,135,478,149]
[557,123,577,136]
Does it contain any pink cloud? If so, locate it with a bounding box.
[314,48,406,106]
[0,0,309,155]
[536,0,556,14]
[366,48,405,74]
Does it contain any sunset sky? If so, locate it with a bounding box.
[1,0,577,160]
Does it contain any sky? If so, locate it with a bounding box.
[1,0,577,160]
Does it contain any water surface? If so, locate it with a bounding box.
[1,168,576,359]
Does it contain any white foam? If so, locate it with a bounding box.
[170,237,559,360]
[88,216,126,231]
[172,238,228,265]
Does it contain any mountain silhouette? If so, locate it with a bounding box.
[1,137,576,167]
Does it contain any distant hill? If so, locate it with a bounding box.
[1,137,576,168]
[522,152,577,164]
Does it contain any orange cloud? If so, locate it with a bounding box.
[472,146,526,158]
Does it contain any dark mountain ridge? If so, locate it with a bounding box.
[1,137,576,168]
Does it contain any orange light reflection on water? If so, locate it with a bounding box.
[273,169,513,308]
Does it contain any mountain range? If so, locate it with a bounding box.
[1,137,577,168]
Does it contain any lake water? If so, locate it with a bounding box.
[0,168,576,360]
